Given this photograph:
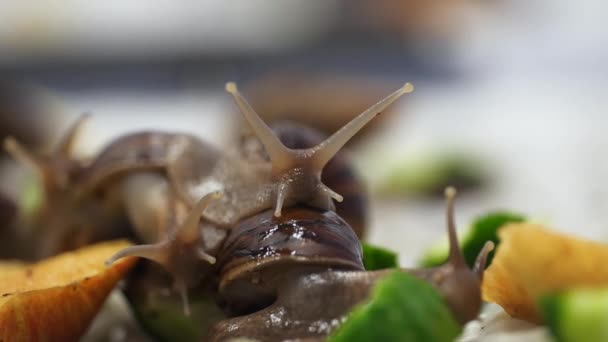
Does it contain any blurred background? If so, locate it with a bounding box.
[1,0,607,266]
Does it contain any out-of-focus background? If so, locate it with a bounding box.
[1,0,607,268]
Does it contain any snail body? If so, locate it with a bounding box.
[4,81,494,341]
[208,187,493,341]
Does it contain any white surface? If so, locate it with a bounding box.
[0,1,339,62]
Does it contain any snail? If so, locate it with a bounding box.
[3,114,129,259]
[207,187,493,341]
[90,82,413,315]
[4,81,493,341]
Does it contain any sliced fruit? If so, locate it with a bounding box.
[329,271,461,342]
[0,240,137,341]
[483,224,608,323]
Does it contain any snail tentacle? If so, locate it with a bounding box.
[107,191,221,316]
[274,181,289,217]
[107,191,220,266]
[473,240,495,280]
[226,82,413,217]
[174,278,191,316]
[444,186,466,268]
[176,191,222,244]
[4,113,90,190]
[225,82,292,165]
[317,182,344,203]
[309,82,414,170]
[56,113,91,157]
[197,247,217,264]
[105,241,169,266]
[4,137,46,178]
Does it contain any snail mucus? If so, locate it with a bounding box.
[4,81,494,341]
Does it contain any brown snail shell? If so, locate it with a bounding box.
[216,206,363,314]
[208,188,495,340]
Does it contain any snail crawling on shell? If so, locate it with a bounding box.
[5,81,493,341]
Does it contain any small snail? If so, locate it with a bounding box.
[4,81,493,341]
[3,114,128,259]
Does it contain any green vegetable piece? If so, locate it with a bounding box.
[362,243,398,270]
[329,271,461,342]
[540,288,608,342]
[420,211,525,268]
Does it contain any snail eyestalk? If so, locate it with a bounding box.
[473,241,495,280]
[4,137,45,177]
[317,183,344,202]
[106,191,220,266]
[308,82,414,171]
[105,191,221,316]
[174,278,191,316]
[225,82,292,169]
[56,113,91,157]
[105,242,169,267]
[177,191,222,245]
[274,181,288,217]
[444,186,466,267]
[4,113,92,191]
[227,81,413,217]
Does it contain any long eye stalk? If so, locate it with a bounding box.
[444,187,466,268]
[226,81,413,217]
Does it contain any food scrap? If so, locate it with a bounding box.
[482,223,608,323]
[0,240,137,341]
[540,287,608,342]
[362,243,399,270]
[329,271,461,342]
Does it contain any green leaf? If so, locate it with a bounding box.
[329,271,461,342]
[540,288,608,342]
[362,243,398,270]
[419,211,525,268]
